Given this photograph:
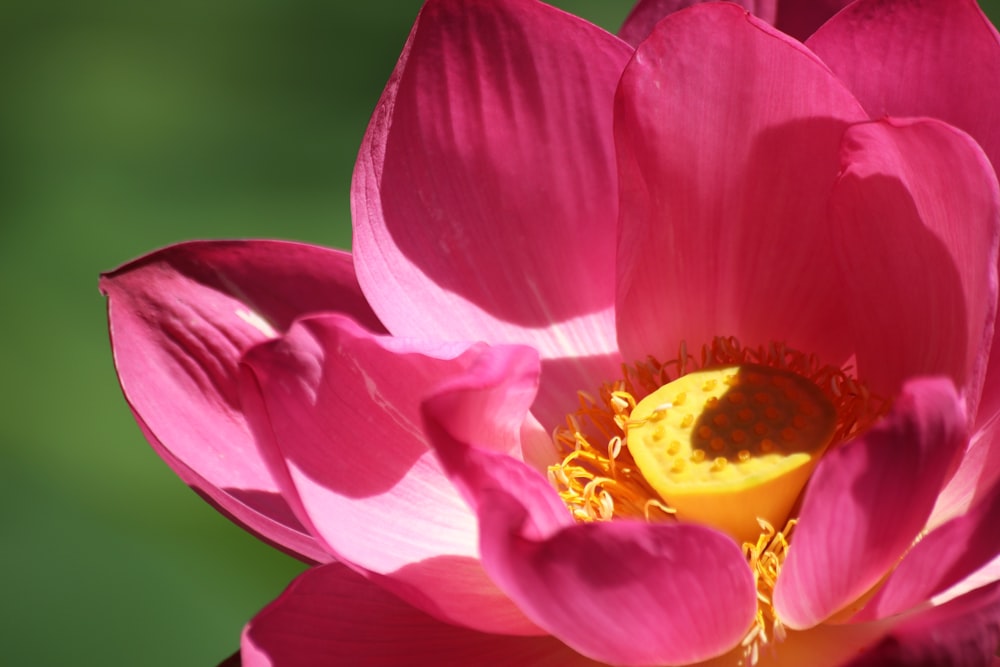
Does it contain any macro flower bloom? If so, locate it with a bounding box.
[101,0,1000,665]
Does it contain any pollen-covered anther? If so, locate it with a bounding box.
[626,364,836,543]
[547,386,677,522]
[741,519,796,666]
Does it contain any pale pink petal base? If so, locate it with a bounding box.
[934,412,1000,525]
[697,620,892,667]
[933,552,1000,608]
[241,563,600,667]
[775,378,967,629]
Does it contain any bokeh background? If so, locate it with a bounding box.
[2,1,998,664]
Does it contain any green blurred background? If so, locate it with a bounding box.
[2,1,997,665]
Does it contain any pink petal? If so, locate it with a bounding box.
[100,240,382,563]
[842,581,1000,667]
[351,0,630,422]
[774,378,967,629]
[808,0,1000,431]
[239,314,542,635]
[807,0,1000,174]
[934,411,1000,524]
[241,563,601,667]
[618,0,855,46]
[771,0,853,42]
[980,346,1000,455]
[614,3,867,368]
[479,516,757,666]
[618,0,778,47]
[423,366,756,666]
[829,118,1000,402]
[855,475,1000,622]
[932,552,1000,609]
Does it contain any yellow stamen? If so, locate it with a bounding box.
[547,390,676,522]
[741,519,796,666]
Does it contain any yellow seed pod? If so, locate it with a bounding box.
[626,364,836,543]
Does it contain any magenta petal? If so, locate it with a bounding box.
[829,118,1000,402]
[808,0,1000,426]
[240,314,541,635]
[615,3,866,367]
[100,240,382,563]
[241,563,600,667]
[618,0,854,47]
[480,515,755,666]
[774,378,967,629]
[934,412,1000,524]
[842,581,1000,667]
[422,347,577,540]
[424,371,756,666]
[856,475,1000,622]
[352,0,629,398]
[619,0,778,47]
[771,0,853,42]
[807,0,1000,174]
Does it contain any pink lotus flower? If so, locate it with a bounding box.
[101,0,1000,665]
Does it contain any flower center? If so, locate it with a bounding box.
[548,338,881,528]
[626,364,836,543]
[548,338,887,664]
